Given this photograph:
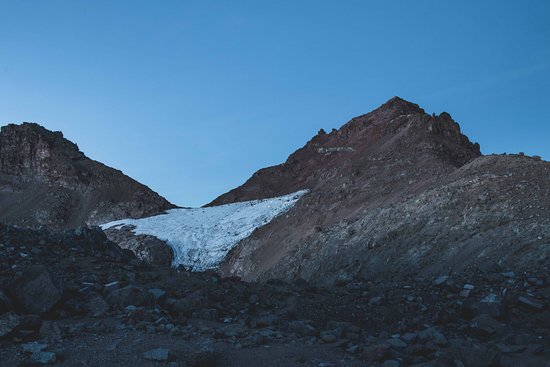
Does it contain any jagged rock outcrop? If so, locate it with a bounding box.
[0,122,174,229]
[215,97,549,285]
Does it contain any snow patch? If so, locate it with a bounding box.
[101,190,308,271]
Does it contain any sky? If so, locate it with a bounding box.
[0,1,549,207]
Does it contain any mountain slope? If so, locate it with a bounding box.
[0,122,174,229]
[214,97,549,284]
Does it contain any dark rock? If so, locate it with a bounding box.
[368,296,384,306]
[0,289,13,313]
[518,295,545,311]
[362,343,390,362]
[472,293,503,319]
[86,295,109,317]
[418,327,447,345]
[434,275,449,286]
[104,229,174,267]
[189,347,218,367]
[0,311,20,337]
[499,354,549,367]
[194,308,218,321]
[250,313,279,328]
[39,321,62,342]
[387,337,407,348]
[287,320,316,336]
[148,288,167,301]
[13,266,62,315]
[22,342,48,354]
[320,330,337,343]
[469,314,504,338]
[31,351,57,364]
[143,348,171,362]
[18,314,42,332]
[106,286,154,307]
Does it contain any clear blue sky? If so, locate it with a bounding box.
[1,1,548,206]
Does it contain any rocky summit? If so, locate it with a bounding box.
[0,123,174,229]
[212,97,550,286]
[0,97,549,366]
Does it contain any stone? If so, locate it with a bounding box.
[459,289,471,298]
[222,324,245,338]
[250,313,279,328]
[248,294,259,304]
[346,344,360,354]
[418,327,447,345]
[39,320,62,342]
[387,337,407,348]
[0,289,13,313]
[31,351,57,364]
[320,330,337,343]
[19,314,42,332]
[106,286,154,307]
[86,295,109,317]
[189,346,218,367]
[434,275,449,286]
[143,348,171,362]
[0,311,20,337]
[472,293,503,318]
[104,281,122,292]
[518,296,545,311]
[288,320,316,336]
[13,266,62,315]
[148,288,167,301]
[194,308,218,321]
[500,354,550,367]
[22,342,48,354]
[469,314,504,338]
[382,361,400,367]
[368,296,384,306]
[402,332,418,343]
[362,343,390,362]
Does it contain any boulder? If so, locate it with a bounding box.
[143,348,171,362]
[31,351,56,364]
[0,289,13,313]
[0,311,20,337]
[86,295,109,317]
[13,266,62,315]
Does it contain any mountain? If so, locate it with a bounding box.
[211,97,549,284]
[0,122,174,229]
[208,97,480,206]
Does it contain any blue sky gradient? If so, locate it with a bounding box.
[1,1,549,206]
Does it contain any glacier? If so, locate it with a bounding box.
[101,190,308,271]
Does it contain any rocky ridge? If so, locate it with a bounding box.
[0,123,174,229]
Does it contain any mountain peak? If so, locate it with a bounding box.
[377,96,425,115]
[0,122,174,228]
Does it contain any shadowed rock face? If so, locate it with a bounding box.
[213,97,549,285]
[0,123,174,229]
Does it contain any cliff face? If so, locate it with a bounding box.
[214,97,549,285]
[0,123,174,229]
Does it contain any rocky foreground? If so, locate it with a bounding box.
[0,224,548,366]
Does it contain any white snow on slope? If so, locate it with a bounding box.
[101,190,308,271]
